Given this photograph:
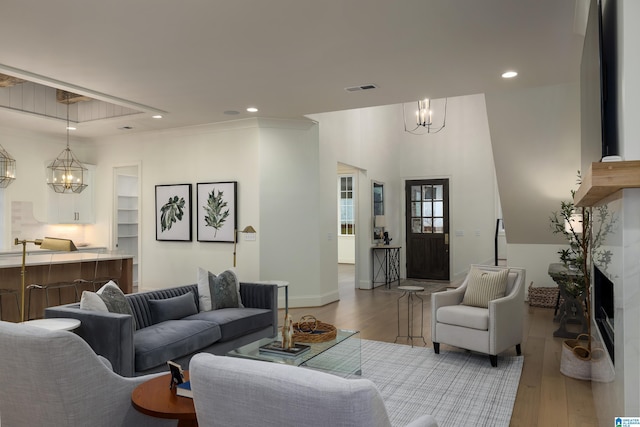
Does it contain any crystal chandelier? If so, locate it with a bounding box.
[0,143,16,188]
[403,98,447,135]
[47,92,87,193]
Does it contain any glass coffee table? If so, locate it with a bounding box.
[228,329,361,377]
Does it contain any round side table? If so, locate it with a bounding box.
[22,317,81,331]
[132,372,197,427]
[394,285,427,347]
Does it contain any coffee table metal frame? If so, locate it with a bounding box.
[228,329,361,377]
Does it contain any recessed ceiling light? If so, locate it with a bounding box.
[152,115,163,119]
[502,70,518,79]
[66,126,76,131]
[246,107,258,113]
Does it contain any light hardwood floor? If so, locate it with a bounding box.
[280,264,598,427]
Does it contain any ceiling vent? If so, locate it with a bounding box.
[345,84,378,92]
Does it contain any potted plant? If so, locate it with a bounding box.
[549,173,615,380]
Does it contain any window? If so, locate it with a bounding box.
[339,176,355,235]
[410,184,444,234]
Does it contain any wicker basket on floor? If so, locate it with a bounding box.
[528,282,563,308]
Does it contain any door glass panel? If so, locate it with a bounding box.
[423,202,432,217]
[433,201,443,217]
[423,185,433,201]
[434,218,444,233]
[411,219,422,233]
[422,218,432,233]
[434,185,443,200]
[412,186,421,201]
[411,202,421,217]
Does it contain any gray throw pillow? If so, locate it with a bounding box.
[149,292,198,324]
[97,281,137,329]
[209,270,243,309]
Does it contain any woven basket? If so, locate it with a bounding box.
[560,334,614,382]
[528,283,563,308]
[292,321,337,343]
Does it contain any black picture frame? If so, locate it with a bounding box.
[196,181,237,243]
[155,184,192,241]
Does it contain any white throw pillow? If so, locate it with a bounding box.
[197,267,213,312]
[80,290,109,312]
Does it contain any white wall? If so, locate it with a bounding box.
[485,82,581,289]
[397,94,497,280]
[311,94,498,286]
[91,121,262,288]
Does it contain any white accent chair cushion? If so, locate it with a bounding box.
[189,353,439,427]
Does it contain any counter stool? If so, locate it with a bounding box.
[394,285,427,347]
[0,289,20,321]
[26,254,81,320]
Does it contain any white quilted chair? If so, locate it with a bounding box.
[0,321,176,427]
[431,264,525,367]
[190,353,439,427]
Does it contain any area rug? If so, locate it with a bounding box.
[357,340,523,427]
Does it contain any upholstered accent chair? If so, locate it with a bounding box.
[431,264,526,367]
[0,321,175,427]
[189,353,439,427]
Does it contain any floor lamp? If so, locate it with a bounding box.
[233,226,256,267]
[14,237,78,322]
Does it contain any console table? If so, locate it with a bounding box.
[548,263,588,338]
[371,245,401,289]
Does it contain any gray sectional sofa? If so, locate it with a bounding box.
[45,282,278,377]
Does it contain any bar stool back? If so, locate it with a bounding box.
[0,289,20,321]
[93,250,123,290]
[26,253,82,319]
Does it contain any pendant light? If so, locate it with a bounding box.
[47,91,87,193]
[402,98,448,135]
[0,143,16,188]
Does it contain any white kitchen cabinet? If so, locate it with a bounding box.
[47,164,95,224]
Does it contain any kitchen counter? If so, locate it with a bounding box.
[0,246,106,257]
[0,251,133,322]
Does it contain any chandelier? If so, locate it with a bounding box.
[403,98,447,135]
[47,92,87,193]
[0,143,16,188]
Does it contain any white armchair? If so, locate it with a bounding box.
[431,264,525,367]
[190,353,438,427]
[0,321,176,427]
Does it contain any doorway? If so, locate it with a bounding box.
[113,165,140,288]
[405,179,450,280]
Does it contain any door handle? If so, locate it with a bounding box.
[444,233,449,245]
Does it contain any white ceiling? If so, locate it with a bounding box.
[0,0,587,139]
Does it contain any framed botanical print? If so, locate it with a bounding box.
[155,184,192,241]
[196,181,237,242]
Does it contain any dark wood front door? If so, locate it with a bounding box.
[405,179,450,280]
